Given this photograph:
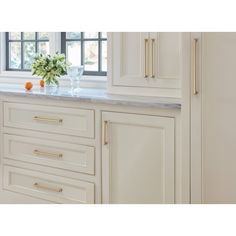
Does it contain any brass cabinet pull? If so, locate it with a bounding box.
[34,182,63,193]
[103,120,108,145]
[150,38,155,78]
[144,39,148,78]
[192,38,198,95]
[34,149,63,159]
[33,116,63,124]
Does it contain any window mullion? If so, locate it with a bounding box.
[35,32,38,53]
[98,32,102,72]
[61,32,66,54]
[21,32,24,70]
[81,32,84,67]
[5,32,9,70]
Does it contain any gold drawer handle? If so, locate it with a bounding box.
[150,38,155,78]
[192,38,198,95]
[34,182,63,193]
[103,120,108,145]
[144,38,148,79]
[34,149,63,159]
[33,116,63,124]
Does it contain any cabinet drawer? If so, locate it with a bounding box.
[4,134,95,175]
[4,102,94,138]
[3,166,94,203]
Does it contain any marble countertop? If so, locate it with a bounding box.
[0,85,181,109]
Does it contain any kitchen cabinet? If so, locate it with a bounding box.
[107,32,182,97]
[190,33,236,203]
[0,101,98,204]
[0,90,184,204]
[102,111,175,203]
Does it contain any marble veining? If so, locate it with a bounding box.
[0,85,181,109]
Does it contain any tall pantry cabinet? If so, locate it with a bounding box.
[190,33,236,203]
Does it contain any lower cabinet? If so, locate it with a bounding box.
[1,101,97,204]
[3,166,94,204]
[102,112,175,203]
[0,98,179,204]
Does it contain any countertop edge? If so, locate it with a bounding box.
[0,88,181,110]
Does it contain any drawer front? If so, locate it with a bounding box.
[4,102,94,138]
[3,166,94,203]
[4,134,95,175]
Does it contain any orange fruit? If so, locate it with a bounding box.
[40,79,44,88]
[25,82,33,90]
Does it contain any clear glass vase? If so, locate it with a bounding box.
[44,84,59,94]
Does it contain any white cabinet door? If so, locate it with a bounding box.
[191,33,236,203]
[150,32,181,79]
[108,32,182,97]
[102,112,175,204]
[110,32,150,86]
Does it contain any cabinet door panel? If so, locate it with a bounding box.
[153,32,181,79]
[102,112,175,204]
[112,32,149,86]
[191,33,236,203]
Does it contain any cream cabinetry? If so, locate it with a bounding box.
[108,32,182,97]
[101,112,175,203]
[4,134,95,174]
[4,102,95,138]
[4,166,94,204]
[190,33,236,203]
[0,94,184,204]
[1,101,97,204]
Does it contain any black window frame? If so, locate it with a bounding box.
[61,32,107,76]
[6,32,49,71]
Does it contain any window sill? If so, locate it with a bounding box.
[0,71,107,89]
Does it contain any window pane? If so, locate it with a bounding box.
[9,42,21,69]
[84,32,98,38]
[24,32,36,40]
[101,32,107,38]
[24,42,36,70]
[66,32,81,40]
[38,42,49,55]
[9,32,21,40]
[66,41,81,66]
[84,41,98,71]
[102,41,107,72]
[38,32,49,40]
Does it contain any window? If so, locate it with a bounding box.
[61,32,107,76]
[6,32,49,71]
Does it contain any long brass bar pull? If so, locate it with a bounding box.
[144,39,148,78]
[34,116,63,124]
[192,38,198,95]
[34,182,63,193]
[150,38,155,78]
[103,121,108,145]
[34,149,63,159]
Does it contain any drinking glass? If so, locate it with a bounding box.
[67,66,84,94]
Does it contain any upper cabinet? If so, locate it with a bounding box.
[107,32,182,98]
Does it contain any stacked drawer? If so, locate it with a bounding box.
[2,102,96,203]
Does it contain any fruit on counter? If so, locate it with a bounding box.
[25,82,33,90]
[40,79,44,88]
